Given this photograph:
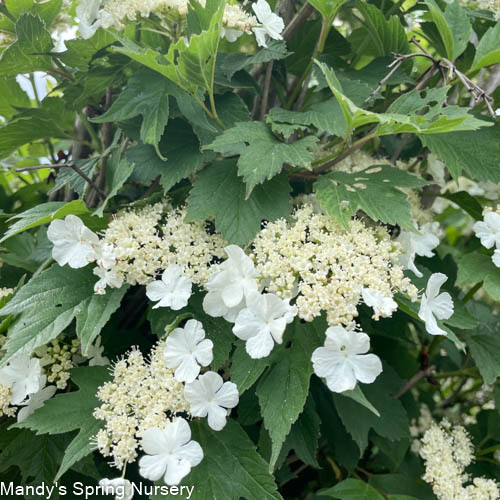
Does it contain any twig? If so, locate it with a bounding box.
[260,61,274,120]
[282,3,315,41]
[393,365,435,399]
[15,164,68,172]
[69,163,106,200]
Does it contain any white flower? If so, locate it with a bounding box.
[203,245,259,322]
[232,291,296,359]
[493,249,500,268]
[184,372,239,431]
[95,242,117,269]
[473,212,500,249]
[397,222,441,278]
[418,273,454,336]
[361,288,397,320]
[164,319,213,383]
[0,354,44,405]
[221,27,244,42]
[99,478,134,500]
[17,385,57,423]
[138,418,203,486]
[93,266,124,294]
[76,0,113,39]
[311,327,383,393]
[146,265,192,310]
[252,0,284,47]
[47,215,99,268]
[86,336,110,366]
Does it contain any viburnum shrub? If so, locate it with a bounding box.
[0,0,500,499]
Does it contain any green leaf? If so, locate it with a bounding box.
[231,340,272,394]
[256,318,324,470]
[320,478,385,499]
[94,151,134,217]
[423,0,471,60]
[457,252,500,301]
[471,23,500,70]
[206,122,318,196]
[314,165,428,229]
[1,200,88,243]
[92,69,169,153]
[441,191,482,220]
[186,160,291,246]
[369,473,434,499]
[356,1,410,57]
[15,366,111,481]
[341,385,380,417]
[308,0,348,20]
[332,366,409,453]
[0,77,30,120]
[112,3,224,96]
[49,158,99,199]
[0,265,127,365]
[267,99,346,138]
[0,14,54,76]
[163,419,282,500]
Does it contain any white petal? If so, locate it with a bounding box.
[202,292,227,318]
[141,427,171,456]
[176,440,204,467]
[350,354,383,384]
[193,339,213,367]
[425,273,448,301]
[245,329,274,359]
[493,249,500,268]
[139,454,169,482]
[325,363,357,393]
[432,292,454,320]
[214,381,239,409]
[163,458,192,486]
[207,404,229,431]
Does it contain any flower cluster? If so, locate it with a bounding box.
[251,204,417,327]
[473,206,500,268]
[459,0,500,19]
[420,420,500,499]
[76,0,284,47]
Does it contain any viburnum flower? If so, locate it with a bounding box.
[87,336,110,366]
[311,327,383,393]
[47,215,99,268]
[397,222,440,278]
[95,242,117,270]
[93,267,124,295]
[138,418,203,486]
[99,478,134,500]
[418,273,454,336]
[17,384,57,423]
[0,354,44,405]
[361,288,397,320]
[76,0,113,39]
[164,320,213,383]
[252,0,284,47]
[473,212,500,249]
[203,245,259,322]
[146,265,192,310]
[184,372,239,431]
[232,291,296,359]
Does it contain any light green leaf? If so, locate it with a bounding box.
[0,14,54,76]
[423,0,471,60]
[308,0,348,20]
[186,160,291,246]
[356,1,410,57]
[0,266,127,366]
[320,479,385,499]
[0,77,30,120]
[158,420,282,500]
[15,366,111,481]
[92,69,169,153]
[206,121,317,196]
[314,165,428,229]
[420,124,500,182]
[457,252,500,301]
[256,318,324,470]
[1,200,88,243]
[472,23,500,70]
[341,385,380,417]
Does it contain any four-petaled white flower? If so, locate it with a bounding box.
[252,0,284,47]
[138,418,203,486]
[47,215,99,268]
[146,265,192,310]
[86,336,110,367]
[164,319,213,383]
[93,267,124,294]
[311,327,383,393]
[396,222,441,278]
[184,371,239,431]
[17,384,57,423]
[473,212,500,249]
[0,354,44,405]
[418,273,454,336]
[99,478,134,500]
[233,291,296,359]
[203,245,259,322]
[361,288,397,320]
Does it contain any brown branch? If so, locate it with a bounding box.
[393,365,436,399]
[260,61,274,121]
[15,164,68,172]
[282,3,315,41]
